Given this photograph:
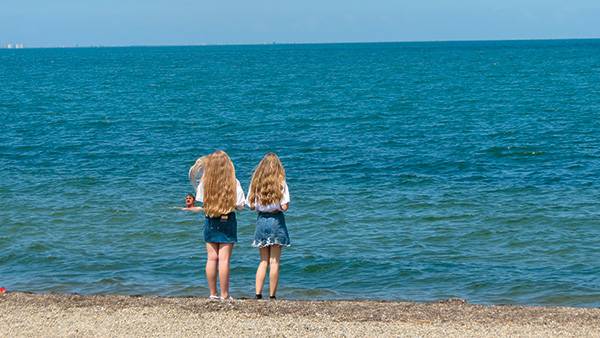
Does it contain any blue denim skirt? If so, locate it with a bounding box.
[253,212,290,248]
[204,212,237,243]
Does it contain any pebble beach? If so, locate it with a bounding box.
[1,292,599,337]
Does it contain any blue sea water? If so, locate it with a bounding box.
[1,40,600,307]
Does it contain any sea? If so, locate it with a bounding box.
[1,39,599,307]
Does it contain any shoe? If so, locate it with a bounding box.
[269,296,276,300]
[255,294,263,300]
[208,295,219,301]
[220,296,234,302]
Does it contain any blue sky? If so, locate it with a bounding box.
[1,0,600,47]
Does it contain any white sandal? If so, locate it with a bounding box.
[208,295,220,301]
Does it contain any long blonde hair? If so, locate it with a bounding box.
[248,153,286,209]
[202,150,237,217]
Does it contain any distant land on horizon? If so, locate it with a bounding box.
[1,36,600,49]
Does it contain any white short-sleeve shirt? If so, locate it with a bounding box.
[246,180,290,212]
[196,179,246,208]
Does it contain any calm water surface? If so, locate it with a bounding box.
[1,40,599,306]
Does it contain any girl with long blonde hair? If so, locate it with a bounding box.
[247,152,290,300]
[190,150,245,300]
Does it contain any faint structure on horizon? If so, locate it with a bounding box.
[4,43,25,49]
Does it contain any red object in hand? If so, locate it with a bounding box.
[0,287,6,293]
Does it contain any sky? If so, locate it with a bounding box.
[1,0,600,47]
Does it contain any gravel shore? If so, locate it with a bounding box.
[1,292,599,337]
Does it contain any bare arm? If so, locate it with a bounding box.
[181,206,204,213]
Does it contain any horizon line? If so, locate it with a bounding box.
[2,36,600,49]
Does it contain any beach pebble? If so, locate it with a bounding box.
[1,292,599,337]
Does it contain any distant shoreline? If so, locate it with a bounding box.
[2,36,599,50]
[1,292,599,337]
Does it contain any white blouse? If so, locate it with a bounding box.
[246,180,290,212]
[195,179,246,209]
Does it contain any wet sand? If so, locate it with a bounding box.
[1,292,599,337]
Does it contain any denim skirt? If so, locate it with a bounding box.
[252,212,290,248]
[204,212,237,243]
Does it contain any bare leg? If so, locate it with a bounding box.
[205,243,219,297]
[217,243,234,298]
[255,247,270,296]
[269,245,282,298]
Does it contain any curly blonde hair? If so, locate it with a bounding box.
[248,153,286,209]
[202,150,237,217]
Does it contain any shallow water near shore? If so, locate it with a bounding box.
[1,40,600,307]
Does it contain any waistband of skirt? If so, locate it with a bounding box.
[205,212,236,220]
[258,211,283,216]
